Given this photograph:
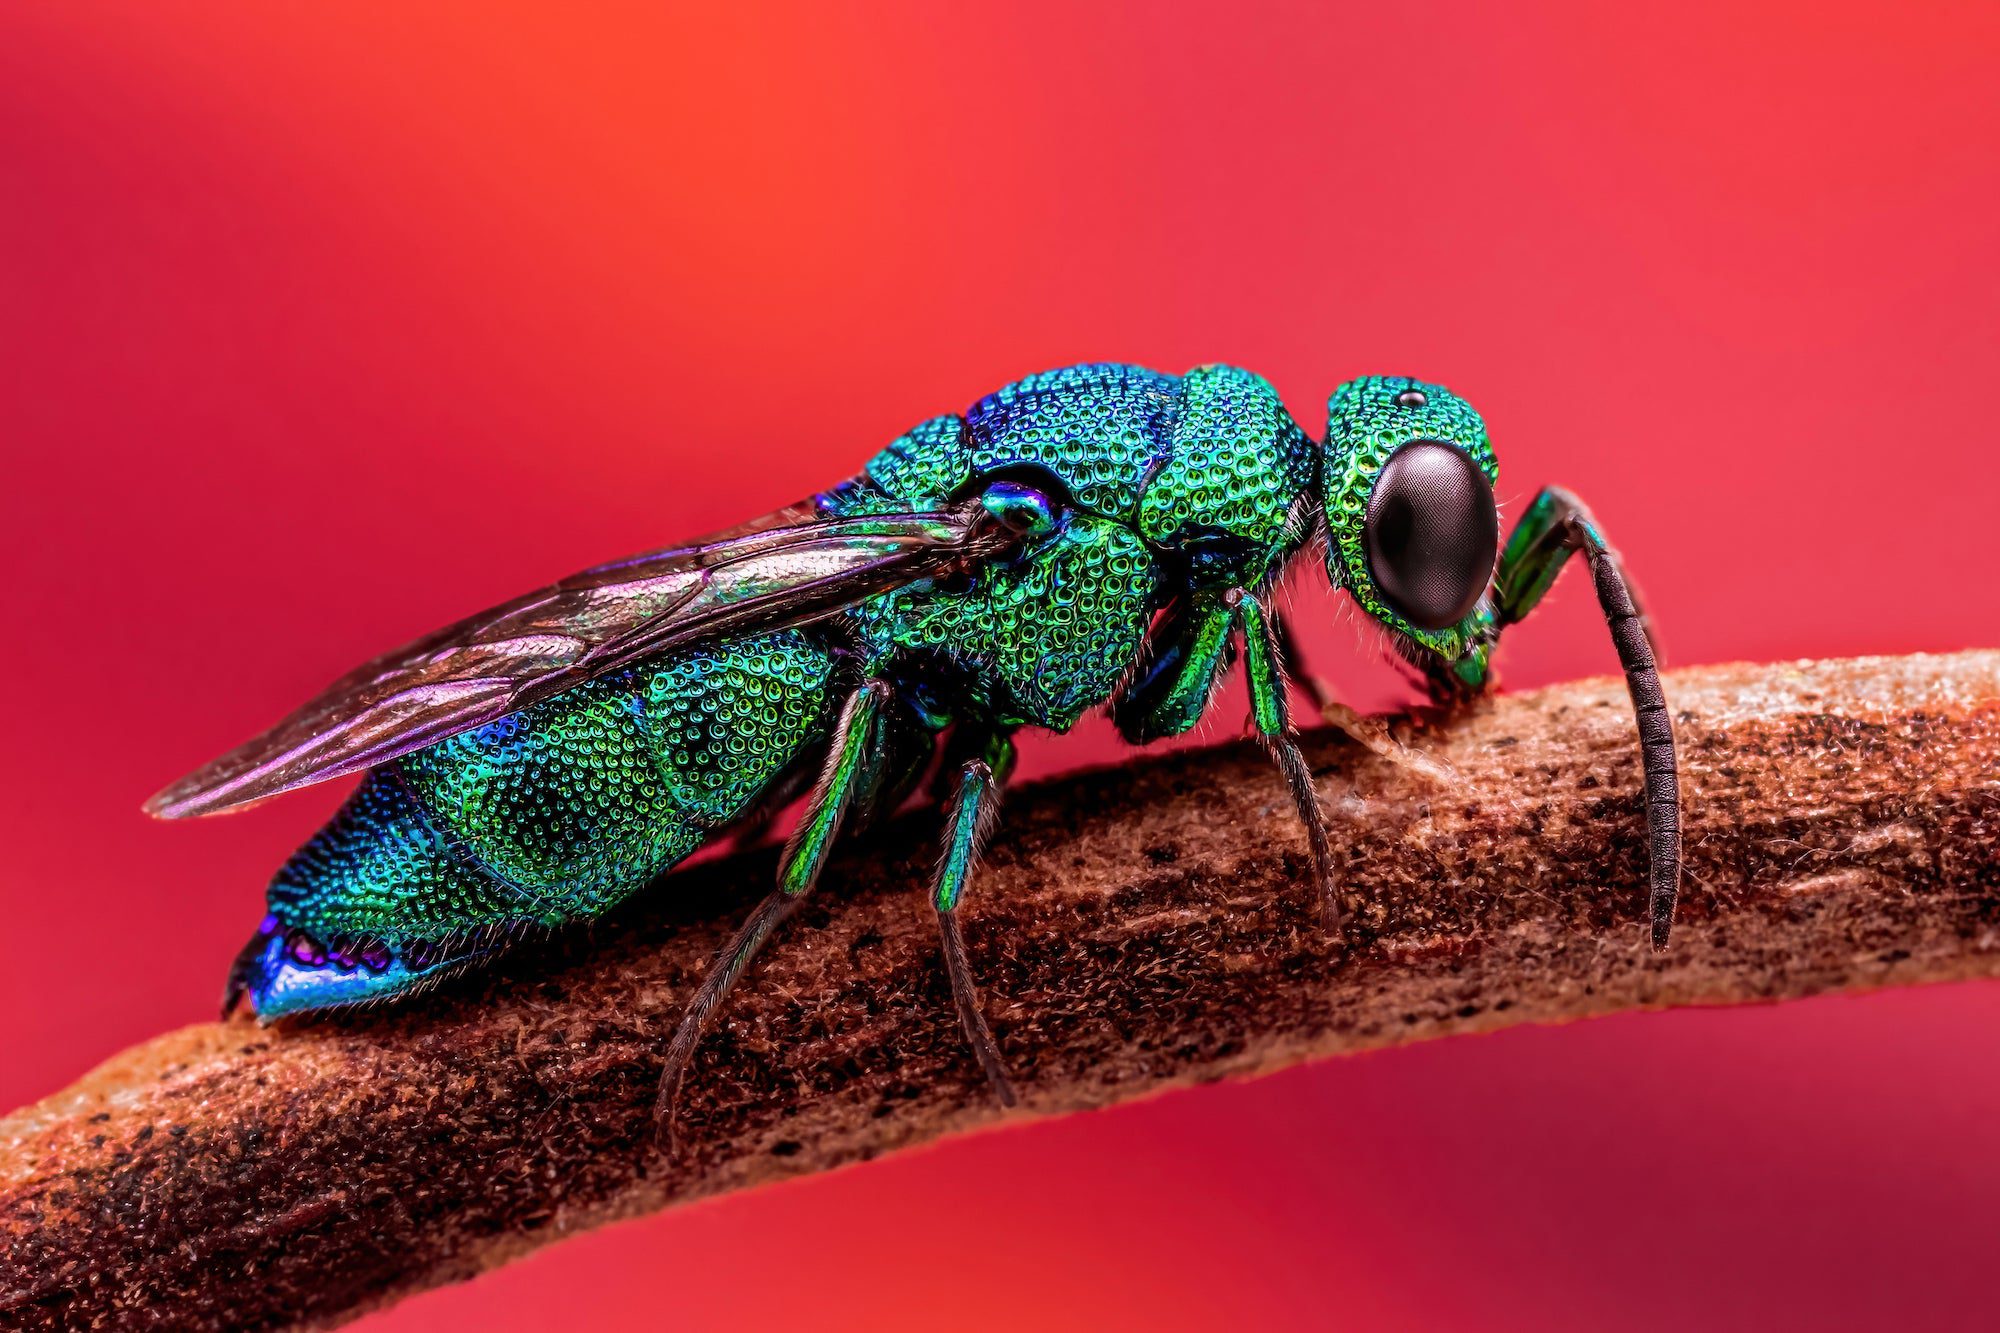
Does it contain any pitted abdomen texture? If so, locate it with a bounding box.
[267,768,524,942]
[270,630,836,940]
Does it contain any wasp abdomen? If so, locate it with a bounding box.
[238,630,837,1016]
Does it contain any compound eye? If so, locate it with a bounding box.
[1363,440,1499,630]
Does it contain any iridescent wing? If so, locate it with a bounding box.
[147,499,1008,819]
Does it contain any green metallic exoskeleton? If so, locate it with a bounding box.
[149,363,1680,1137]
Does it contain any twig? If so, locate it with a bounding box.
[4,652,1998,1332]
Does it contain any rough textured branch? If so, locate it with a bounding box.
[5,652,2000,1332]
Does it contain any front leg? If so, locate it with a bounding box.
[1486,486,1681,947]
[1413,598,1499,705]
[1110,589,1240,743]
[1112,588,1342,931]
[1235,592,1343,932]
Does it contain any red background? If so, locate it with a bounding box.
[4,3,1998,1329]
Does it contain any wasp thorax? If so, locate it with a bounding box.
[1364,440,1499,630]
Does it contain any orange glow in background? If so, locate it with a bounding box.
[3,3,1999,1329]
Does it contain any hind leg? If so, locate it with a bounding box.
[928,732,1018,1106]
[654,681,892,1147]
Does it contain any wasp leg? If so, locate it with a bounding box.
[1111,587,1341,934]
[1233,591,1342,935]
[1271,610,1334,718]
[653,680,892,1149]
[1490,487,1681,948]
[930,738,1019,1107]
[1109,589,1239,742]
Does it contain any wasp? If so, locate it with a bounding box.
[150,364,1681,1135]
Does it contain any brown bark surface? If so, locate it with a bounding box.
[4,652,1998,1331]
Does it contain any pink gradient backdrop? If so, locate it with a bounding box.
[4,3,1998,1328]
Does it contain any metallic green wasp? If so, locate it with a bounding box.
[149,363,1680,1135]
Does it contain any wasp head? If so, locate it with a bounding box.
[1319,376,1500,687]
